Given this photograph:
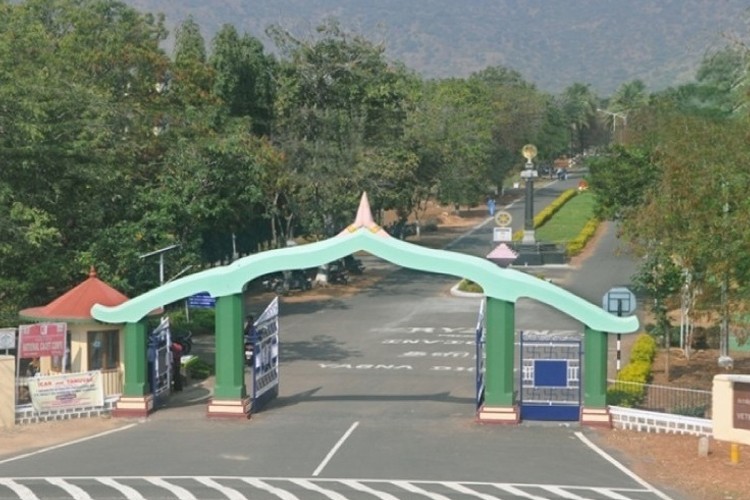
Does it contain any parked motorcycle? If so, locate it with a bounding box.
[262,269,313,295]
[171,330,193,355]
[342,255,365,275]
[327,261,349,284]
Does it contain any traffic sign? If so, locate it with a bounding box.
[0,328,15,350]
[494,211,512,227]
[493,227,513,242]
[602,287,636,316]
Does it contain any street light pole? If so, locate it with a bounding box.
[520,144,538,244]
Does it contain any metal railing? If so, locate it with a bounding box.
[607,379,712,418]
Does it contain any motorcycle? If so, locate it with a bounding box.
[327,261,349,284]
[262,269,313,295]
[171,330,193,355]
[342,255,365,275]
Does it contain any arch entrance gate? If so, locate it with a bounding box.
[92,193,638,426]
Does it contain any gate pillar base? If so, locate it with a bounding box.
[207,397,251,419]
[112,395,154,418]
[477,405,519,424]
[580,407,612,428]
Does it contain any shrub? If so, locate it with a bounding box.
[165,308,215,337]
[606,332,655,407]
[457,279,483,293]
[184,357,213,380]
[629,333,657,364]
[565,217,600,256]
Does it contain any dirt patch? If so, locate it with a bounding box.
[594,428,750,500]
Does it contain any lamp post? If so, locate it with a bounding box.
[597,108,627,143]
[520,144,538,244]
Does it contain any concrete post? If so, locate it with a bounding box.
[581,325,611,426]
[208,293,250,418]
[478,297,518,423]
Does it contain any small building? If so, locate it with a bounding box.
[18,266,129,398]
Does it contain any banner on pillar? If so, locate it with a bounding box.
[253,297,279,399]
[475,299,486,410]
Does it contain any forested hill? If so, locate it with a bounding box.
[124,0,748,96]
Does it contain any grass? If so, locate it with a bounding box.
[535,191,596,243]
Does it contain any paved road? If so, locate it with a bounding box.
[0,173,673,500]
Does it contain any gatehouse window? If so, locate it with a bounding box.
[87,330,119,370]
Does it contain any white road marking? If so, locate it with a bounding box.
[47,478,93,500]
[0,476,668,500]
[291,478,350,499]
[311,421,359,477]
[0,423,138,465]
[0,479,38,500]
[145,477,198,500]
[98,477,146,499]
[242,478,299,500]
[194,477,246,500]
[393,480,454,500]
[445,481,504,499]
[339,479,402,500]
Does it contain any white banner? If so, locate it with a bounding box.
[253,297,279,398]
[27,371,104,413]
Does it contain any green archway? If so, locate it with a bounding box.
[92,194,638,424]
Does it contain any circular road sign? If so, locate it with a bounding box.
[494,211,512,227]
[602,287,637,316]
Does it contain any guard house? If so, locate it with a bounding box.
[18,266,129,397]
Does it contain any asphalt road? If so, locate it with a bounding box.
[0,173,671,500]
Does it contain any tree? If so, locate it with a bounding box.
[268,20,416,237]
[560,82,599,153]
[210,24,277,136]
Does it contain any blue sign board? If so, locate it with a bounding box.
[187,292,216,309]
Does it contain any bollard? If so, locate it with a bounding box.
[730,443,740,465]
[698,436,709,458]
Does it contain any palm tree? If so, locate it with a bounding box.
[561,83,598,153]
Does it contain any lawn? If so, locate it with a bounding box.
[535,191,595,243]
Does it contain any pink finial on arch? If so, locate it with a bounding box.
[338,192,390,237]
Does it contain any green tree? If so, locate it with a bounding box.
[210,24,277,136]
[269,20,416,237]
[561,82,599,153]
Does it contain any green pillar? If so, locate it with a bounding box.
[583,326,608,407]
[484,297,515,406]
[122,321,148,396]
[213,293,246,400]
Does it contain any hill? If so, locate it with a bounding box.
[124,0,748,96]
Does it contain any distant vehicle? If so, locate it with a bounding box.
[262,270,312,295]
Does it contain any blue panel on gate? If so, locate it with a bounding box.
[533,360,567,387]
[521,404,580,421]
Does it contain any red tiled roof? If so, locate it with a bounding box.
[19,267,129,321]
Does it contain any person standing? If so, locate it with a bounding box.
[170,341,183,391]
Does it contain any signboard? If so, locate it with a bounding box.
[18,323,67,358]
[253,297,280,400]
[493,227,513,242]
[734,382,750,430]
[0,328,15,350]
[494,211,512,227]
[475,300,486,410]
[602,287,636,316]
[187,292,216,309]
[27,370,104,412]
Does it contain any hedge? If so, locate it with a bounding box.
[513,188,578,240]
[606,332,658,407]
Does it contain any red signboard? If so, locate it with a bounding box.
[734,382,750,430]
[18,323,67,358]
